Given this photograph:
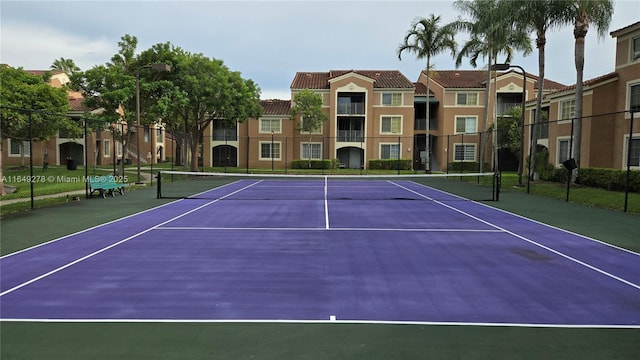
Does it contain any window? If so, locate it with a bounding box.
[103,139,111,157]
[301,143,322,160]
[117,142,123,157]
[455,116,477,134]
[382,93,402,106]
[632,36,640,62]
[559,99,575,121]
[380,144,400,159]
[260,142,280,160]
[300,116,322,134]
[627,137,640,167]
[9,139,30,157]
[157,127,164,142]
[144,126,150,142]
[558,138,571,165]
[456,92,478,106]
[259,118,281,133]
[381,116,402,134]
[454,144,475,161]
[630,83,640,112]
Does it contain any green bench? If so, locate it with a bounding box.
[89,175,125,199]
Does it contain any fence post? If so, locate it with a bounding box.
[624,111,635,212]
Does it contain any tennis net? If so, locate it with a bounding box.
[156,171,498,202]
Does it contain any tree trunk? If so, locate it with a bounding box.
[573,21,587,182]
[425,59,431,173]
[530,31,547,181]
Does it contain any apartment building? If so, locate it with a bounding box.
[525,21,640,170]
[1,69,169,169]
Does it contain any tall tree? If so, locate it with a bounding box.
[397,14,457,172]
[290,89,328,168]
[561,0,613,175]
[505,0,568,181]
[0,66,72,194]
[51,57,80,75]
[160,51,262,171]
[452,0,532,171]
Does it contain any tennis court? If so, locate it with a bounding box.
[2,173,639,328]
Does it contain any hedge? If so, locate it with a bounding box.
[577,168,640,192]
[448,161,491,172]
[368,159,412,170]
[291,159,339,169]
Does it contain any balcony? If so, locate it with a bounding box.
[337,130,364,142]
[337,102,365,115]
[212,129,237,141]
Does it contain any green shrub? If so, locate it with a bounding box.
[448,161,490,172]
[291,159,339,169]
[368,159,412,170]
[577,168,640,192]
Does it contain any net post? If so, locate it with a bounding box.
[156,171,162,199]
[495,171,501,201]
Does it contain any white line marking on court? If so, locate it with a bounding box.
[155,226,503,233]
[2,318,638,329]
[0,181,263,298]
[324,176,330,229]
[330,315,337,321]
[391,181,640,291]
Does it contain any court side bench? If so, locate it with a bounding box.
[88,175,125,199]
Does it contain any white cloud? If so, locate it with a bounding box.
[0,21,114,71]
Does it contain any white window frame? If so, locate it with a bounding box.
[556,136,572,167]
[453,143,476,162]
[631,35,640,62]
[259,141,281,161]
[380,116,402,135]
[558,99,576,123]
[381,93,402,106]
[103,139,111,158]
[300,116,323,134]
[454,116,477,134]
[627,81,640,114]
[623,133,640,169]
[117,142,123,157]
[380,143,401,160]
[8,139,30,157]
[301,142,322,160]
[456,92,479,106]
[259,117,282,134]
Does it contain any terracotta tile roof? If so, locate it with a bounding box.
[610,21,640,37]
[413,82,435,95]
[291,70,414,90]
[260,99,291,116]
[425,69,567,91]
[428,70,488,88]
[545,72,618,96]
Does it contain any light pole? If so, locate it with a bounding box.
[490,63,526,187]
[136,63,171,184]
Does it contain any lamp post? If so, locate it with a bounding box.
[136,63,171,184]
[490,63,526,187]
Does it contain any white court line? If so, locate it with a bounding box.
[0,181,263,298]
[155,226,503,233]
[390,181,640,291]
[324,176,330,229]
[2,318,638,329]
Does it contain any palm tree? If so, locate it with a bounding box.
[562,0,613,176]
[50,57,80,75]
[505,0,569,182]
[452,0,532,172]
[397,14,457,172]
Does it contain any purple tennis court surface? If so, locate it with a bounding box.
[1,179,639,327]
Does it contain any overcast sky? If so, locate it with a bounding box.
[2,0,639,99]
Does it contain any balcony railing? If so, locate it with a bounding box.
[337,130,364,142]
[337,103,365,115]
[212,130,238,141]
